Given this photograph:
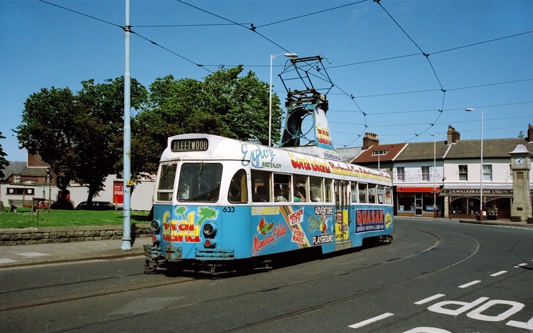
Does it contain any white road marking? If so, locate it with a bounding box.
[0,258,16,264]
[415,294,446,305]
[349,313,394,329]
[459,280,481,288]
[514,263,528,268]
[404,328,452,333]
[490,270,507,277]
[18,252,49,257]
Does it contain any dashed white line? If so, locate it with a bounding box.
[490,270,507,277]
[18,252,49,257]
[0,258,16,264]
[349,313,394,329]
[459,280,481,288]
[415,294,446,305]
[514,263,528,268]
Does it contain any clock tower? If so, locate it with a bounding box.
[509,144,532,222]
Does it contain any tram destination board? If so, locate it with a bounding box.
[171,138,209,152]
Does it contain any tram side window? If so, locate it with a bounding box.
[293,175,308,202]
[274,173,291,202]
[177,163,222,202]
[351,182,358,203]
[359,183,367,203]
[252,170,271,202]
[377,185,384,204]
[157,163,177,201]
[310,176,323,202]
[368,184,377,203]
[385,186,392,205]
[324,178,333,203]
[228,169,248,204]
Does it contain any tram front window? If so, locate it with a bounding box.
[178,163,223,202]
[157,163,177,201]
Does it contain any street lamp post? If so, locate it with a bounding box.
[269,53,297,147]
[466,108,484,220]
[432,134,436,218]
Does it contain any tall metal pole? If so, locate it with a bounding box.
[432,134,436,218]
[268,53,298,147]
[268,55,273,147]
[466,108,483,220]
[480,110,484,219]
[121,0,132,250]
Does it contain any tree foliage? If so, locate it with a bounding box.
[132,66,282,173]
[16,78,148,207]
[0,132,8,178]
[15,67,279,203]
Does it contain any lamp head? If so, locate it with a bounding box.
[465,108,474,112]
[285,53,298,58]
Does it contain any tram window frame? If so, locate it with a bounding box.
[368,184,377,203]
[351,182,358,203]
[377,185,384,204]
[324,178,333,203]
[384,186,392,205]
[228,169,248,204]
[309,176,323,202]
[156,163,177,201]
[293,175,308,202]
[177,163,223,202]
[274,173,291,202]
[358,183,368,203]
[251,170,271,202]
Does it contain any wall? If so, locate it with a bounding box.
[0,176,155,211]
[0,224,151,246]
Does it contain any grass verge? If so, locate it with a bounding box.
[0,209,150,229]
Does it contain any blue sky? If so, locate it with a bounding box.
[1,0,532,162]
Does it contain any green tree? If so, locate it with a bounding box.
[16,87,81,205]
[0,132,8,178]
[132,66,282,173]
[16,78,148,208]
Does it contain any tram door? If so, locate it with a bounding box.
[334,181,350,243]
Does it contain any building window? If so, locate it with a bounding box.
[459,165,468,181]
[372,150,389,156]
[397,167,405,182]
[483,164,492,181]
[14,175,20,183]
[422,166,430,181]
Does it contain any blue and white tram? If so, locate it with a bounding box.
[144,134,393,273]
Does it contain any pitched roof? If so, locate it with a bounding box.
[335,146,363,163]
[446,138,532,159]
[351,143,407,164]
[21,167,48,177]
[0,161,26,180]
[394,141,449,161]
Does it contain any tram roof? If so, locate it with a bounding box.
[161,134,391,184]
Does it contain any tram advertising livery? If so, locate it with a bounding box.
[144,56,393,274]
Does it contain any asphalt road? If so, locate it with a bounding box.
[0,217,532,332]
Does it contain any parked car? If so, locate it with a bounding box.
[75,201,120,210]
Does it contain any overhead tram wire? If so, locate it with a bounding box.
[175,0,291,53]
[374,0,447,143]
[39,0,213,74]
[255,0,369,29]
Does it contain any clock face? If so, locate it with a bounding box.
[515,157,524,166]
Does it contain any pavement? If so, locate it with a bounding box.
[0,217,531,269]
[0,236,152,268]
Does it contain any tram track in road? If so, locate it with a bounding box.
[1,225,481,333]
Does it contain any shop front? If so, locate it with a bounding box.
[396,186,441,217]
[440,185,516,220]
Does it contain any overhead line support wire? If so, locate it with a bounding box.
[176,0,291,53]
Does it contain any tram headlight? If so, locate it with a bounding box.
[203,223,217,237]
[150,219,160,232]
